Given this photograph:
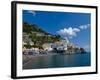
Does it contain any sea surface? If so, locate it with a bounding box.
[23,52,90,69]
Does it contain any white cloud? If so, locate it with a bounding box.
[79,24,90,29]
[57,27,80,39]
[28,10,36,16]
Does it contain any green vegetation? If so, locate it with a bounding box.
[23,22,49,34]
[23,22,61,49]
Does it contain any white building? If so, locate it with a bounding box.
[52,40,68,51]
[42,43,53,51]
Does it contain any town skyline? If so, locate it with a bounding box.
[23,10,91,52]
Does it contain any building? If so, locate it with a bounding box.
[31,32,45,36]
[52,40,68,51]
[42,43,53,51]
[29,41,34,46]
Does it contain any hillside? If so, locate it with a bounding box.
[23,22,61,49]
[23,22,49,35]
[23,22,85,53]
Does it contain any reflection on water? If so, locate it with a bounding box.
[23,52,90,69]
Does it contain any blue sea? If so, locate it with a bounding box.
[23,52,90,69]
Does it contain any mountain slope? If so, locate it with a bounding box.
[23,22,61,45]
[23,22,49,35]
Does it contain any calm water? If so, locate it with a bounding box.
[23,52,90,69]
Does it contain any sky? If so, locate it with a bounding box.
[23,10,91,52]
